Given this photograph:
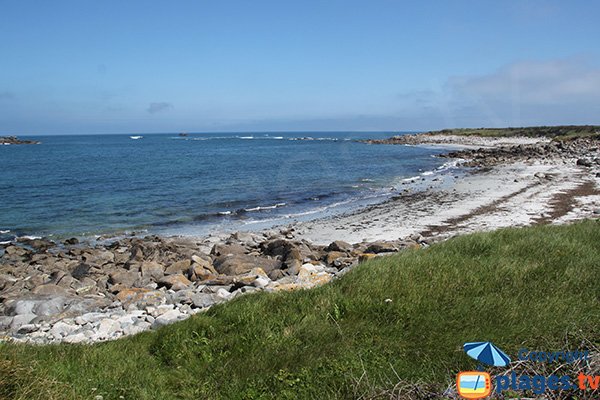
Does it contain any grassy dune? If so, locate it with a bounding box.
[1,220,599,399]
[429,125,600,140]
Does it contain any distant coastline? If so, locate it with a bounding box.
[0,136,40,145]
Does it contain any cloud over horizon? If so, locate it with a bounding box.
[147,102,173,114]
[449,58,600,105]
[0,91,16,100]
[393,57,600,129]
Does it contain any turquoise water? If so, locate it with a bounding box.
[0,132,454,240]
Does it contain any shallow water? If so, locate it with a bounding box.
[0,132,452,240]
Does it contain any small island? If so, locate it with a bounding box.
[0,136,40,145]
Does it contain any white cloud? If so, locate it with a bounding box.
[0,91,16,100]
[147,102,173,114]
[448,58,600,105]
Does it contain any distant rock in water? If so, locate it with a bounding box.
[0,136,40,145]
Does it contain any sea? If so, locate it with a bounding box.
[0,132,459,243]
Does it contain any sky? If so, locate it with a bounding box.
[1,0,600,135]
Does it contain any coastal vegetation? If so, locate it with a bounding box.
[428,125,600,141]
[1,220,599,399]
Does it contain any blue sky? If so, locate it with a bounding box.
[1,0,599,134]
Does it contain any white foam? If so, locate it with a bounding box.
[0,241,11,245]
[218,211,232,215]
[244,202,286,212]
[0,230,10,234]
[402,175,420,182]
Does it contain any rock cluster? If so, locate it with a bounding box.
[362,134,448,145]
[439,138,600,168]
[0,229,421,343]
[0,136,40,145]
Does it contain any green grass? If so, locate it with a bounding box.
[1,221,599,399]
[428,125,600,141]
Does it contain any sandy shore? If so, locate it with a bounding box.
[294,135,600,245]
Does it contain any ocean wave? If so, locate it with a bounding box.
[242,197,360,225]
[141,157,462,235]
[170,135,349,142]
[288,137,341,142]
[194,202,289,219]
[0,241,12,245]
[242,202,286,212]
[172,135,288,141]
[0,230,10,234]
[402,159,462,182]
[18,235,42,240]
[436,158,465,170]
[238,136,285,140]
[168,136,237,141]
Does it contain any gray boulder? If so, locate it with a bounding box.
[32,284,71,296]
[6,299,37,316]
[326,240,353,253]
[260,239,294,257]
[49,321,78,339]
[123,321,151,336]
[213,254,280,275]
[0,316,14,331]
[83,249,115,266]
[96,318,121,339]
[63,333,88,343]
[71,263,91,280]
[157,274,191,291]
[210,243,248,257]
[109,270,139,286]
[191,293,216,308]
[10,314,37,332]
[365,242,398,254]
[164,260,191,275]
[140,261,165,280]
[152,309,185,329]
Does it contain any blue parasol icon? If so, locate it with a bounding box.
[463,341,511,367]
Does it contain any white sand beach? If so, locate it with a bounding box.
[294,136,600,245]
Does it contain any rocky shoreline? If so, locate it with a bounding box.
[0,136,40,145]
[361,132,548,147]
[364,133,599,169]
[0,229,420,344]
[1,132,599,344]
[439,137,600,168]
